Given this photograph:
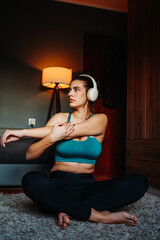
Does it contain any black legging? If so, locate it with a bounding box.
[22,171,149,220]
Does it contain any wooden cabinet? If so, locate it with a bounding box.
[126,0,160,188]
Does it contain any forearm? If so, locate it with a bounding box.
[26,134,55,160]
[66,114,108,139]
[22,126,52,138]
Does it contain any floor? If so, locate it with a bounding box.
[0,188,23,194]
[147,186,160,197]
[0,186,160,197]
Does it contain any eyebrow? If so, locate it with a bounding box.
[73,86,81,89]
[69,86,81,90]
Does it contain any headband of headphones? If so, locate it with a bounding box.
[80,74,98,101]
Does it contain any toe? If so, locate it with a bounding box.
[57,219,62,227]
[63,215,70,224]
[63,223,67,229]
[126,215,138,226]
[130,215,138,223]
[57,213,64,227]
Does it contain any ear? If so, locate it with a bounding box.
[87,88,99,101]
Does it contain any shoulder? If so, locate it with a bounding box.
[92,113,108,124]
[46,112,70,126]
[86,113,108,129]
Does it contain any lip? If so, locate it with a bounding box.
[69,99,75,103]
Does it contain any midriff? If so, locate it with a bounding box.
[51,161,95,174]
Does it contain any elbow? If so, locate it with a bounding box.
[25,150,33,160]
[25,152,31,160]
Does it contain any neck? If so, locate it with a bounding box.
[72,105,92,122]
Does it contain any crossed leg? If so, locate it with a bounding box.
[57,174,148,229]
[22,172,148,230]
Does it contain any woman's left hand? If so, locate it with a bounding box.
[48,122,74,143]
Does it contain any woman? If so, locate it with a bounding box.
[1,74,148,230]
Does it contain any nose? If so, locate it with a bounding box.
[68,89,73,96]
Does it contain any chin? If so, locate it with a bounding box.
[69,102,75,107]
[69,102,79,109]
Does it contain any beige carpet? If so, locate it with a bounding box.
[0,192,160,240]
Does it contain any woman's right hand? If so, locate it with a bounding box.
[0,129,24,148]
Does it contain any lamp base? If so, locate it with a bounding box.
[46,83,61,123]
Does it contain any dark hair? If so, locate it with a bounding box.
[70,75,94,110]
[71,75,93,90]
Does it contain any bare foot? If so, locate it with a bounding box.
[89,209,138,226]
[57,212,70,230]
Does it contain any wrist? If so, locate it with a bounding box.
[21,129,26,137]
[46,134,56,145]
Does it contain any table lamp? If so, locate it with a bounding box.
[42,67,72,121]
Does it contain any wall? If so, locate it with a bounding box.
[55,0,128,12]
[126,0,160,188]
[0,1,127,129]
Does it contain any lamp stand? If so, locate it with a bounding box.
[47,83,61,122]
[55,84,61,113]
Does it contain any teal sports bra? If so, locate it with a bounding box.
[55,113,101,165]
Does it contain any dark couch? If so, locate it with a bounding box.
[0,137,55,164]
[0,136,55,186]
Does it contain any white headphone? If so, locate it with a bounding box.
[80,74,99,101]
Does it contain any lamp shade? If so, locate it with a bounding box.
[42,67,72,88]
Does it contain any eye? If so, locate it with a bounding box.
[67,88,71,93]
[74,88,80,92]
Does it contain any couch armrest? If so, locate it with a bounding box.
[0,137,55,164]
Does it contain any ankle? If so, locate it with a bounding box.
[89,209,110,223]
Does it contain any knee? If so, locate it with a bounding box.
[21,171,39,193]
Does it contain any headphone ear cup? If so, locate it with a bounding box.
[80,73,99,101]
[87,88,99,101]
